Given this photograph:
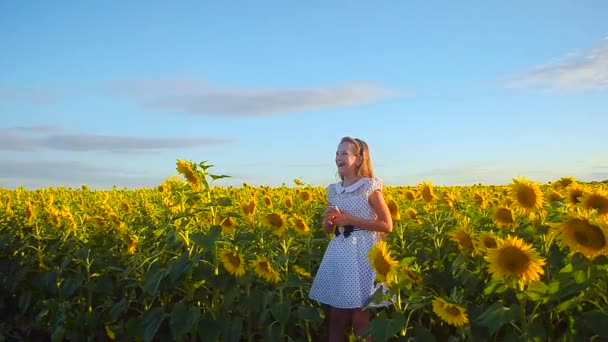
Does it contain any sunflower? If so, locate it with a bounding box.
[475,232,498,254]
[284,196,293,209]
[292,265,311,278]
[220,249,246,277]
[547,190,565,203]
[557,214,608,260]
[485,236,546,287]
[400,265,423,284]
[299,190,312,203]
[443,191,457,209]
[240,199,256,216]
[473,192,486,208]
[262,196,273,208]
[90,216,107,229]
[553,176,577,190]
[125,234,138,255]
[176,160,201,191]
[567,185,587,207]
[451,228,475,252]
[419,182,437,204]
[406,208,418,220]
[264,212,286,236]
[25,201,36,225]
[220,216,237,234]
[581,190,608,216]
[290,215,310,234]
[404,190,417,201]
[368,240,398,284]
[509,177,544,213]
[432,298,469,327]
[250,256,281,283]
[386,199,400,221]
[493,207,515,228]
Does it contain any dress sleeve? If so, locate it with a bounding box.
[326,184,335,204]
[366,177,383,198]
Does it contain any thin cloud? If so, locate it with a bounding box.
[41,134,234,153]
[10,125,63,133]
[508,38,608,91]
[106,78,405,116]
[0,87,58,103]
[0,160,160,189]
[0,126,234,153]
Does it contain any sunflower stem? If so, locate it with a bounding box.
[519,294,528,338]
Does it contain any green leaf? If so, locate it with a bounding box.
[60,276,83,298]
[221,318,242,342]
[526,281,549,302]
[170,302,200,338]
[142,307,165,342]
[484,280,508,295]
[142,270,166,297]
[582,310,608,336]
[51,325,65,342]
[528,322,547,342]
[364,315,405,342]
[282,273,304,288]
[109,299,129,323]
[270,302,290,325]
[198,317,221,341]
[210,174,231,181]
[168,252,192,283]
[476,301,517,335]
[40,270,58,295]
[297,306,322,323]
[554,296,578,313]
[191,226,222,250]
[411,323,436,342]
[18,290,31,314]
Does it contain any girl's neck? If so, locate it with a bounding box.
[341,175,361,187]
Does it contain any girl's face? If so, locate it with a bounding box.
[335,142,360,177]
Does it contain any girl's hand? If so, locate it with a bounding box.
[331,211,353,227]
[323,206,340,234]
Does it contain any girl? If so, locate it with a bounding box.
[309,136,393,341]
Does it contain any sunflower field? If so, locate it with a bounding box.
[1,160,608,341]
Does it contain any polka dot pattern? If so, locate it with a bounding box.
[308,177,389,309]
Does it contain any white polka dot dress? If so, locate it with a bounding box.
[308,177,390,309]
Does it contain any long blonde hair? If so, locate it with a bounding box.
[338,136,374,180]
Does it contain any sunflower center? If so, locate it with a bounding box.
[422,186,433,202]
[498,246,530,274]
[226,253,241,267]
[569,190,583,204]
[374,256,392,276]
[586,194,608,215]
[483,237,498,249]
[259,261,271,274]
[455,231,473,250]
[266,214,283,228]
[517,187,537,209]
[572,222,606,250]
[495,208,514,224]
[444,304,462,317]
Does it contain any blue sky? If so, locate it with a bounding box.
[1,1,607,189]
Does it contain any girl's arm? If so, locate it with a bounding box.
[333,191,393,233]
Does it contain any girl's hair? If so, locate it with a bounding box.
[338,136,374,180]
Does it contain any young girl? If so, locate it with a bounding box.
[308,136,393,341]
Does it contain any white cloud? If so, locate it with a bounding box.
[0,87,58,102]
[0,160,161,189]
[0,126,234,153]
[508,38,608,91]
[106,78,405,116]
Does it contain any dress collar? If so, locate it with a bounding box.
[334,178,367,194]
